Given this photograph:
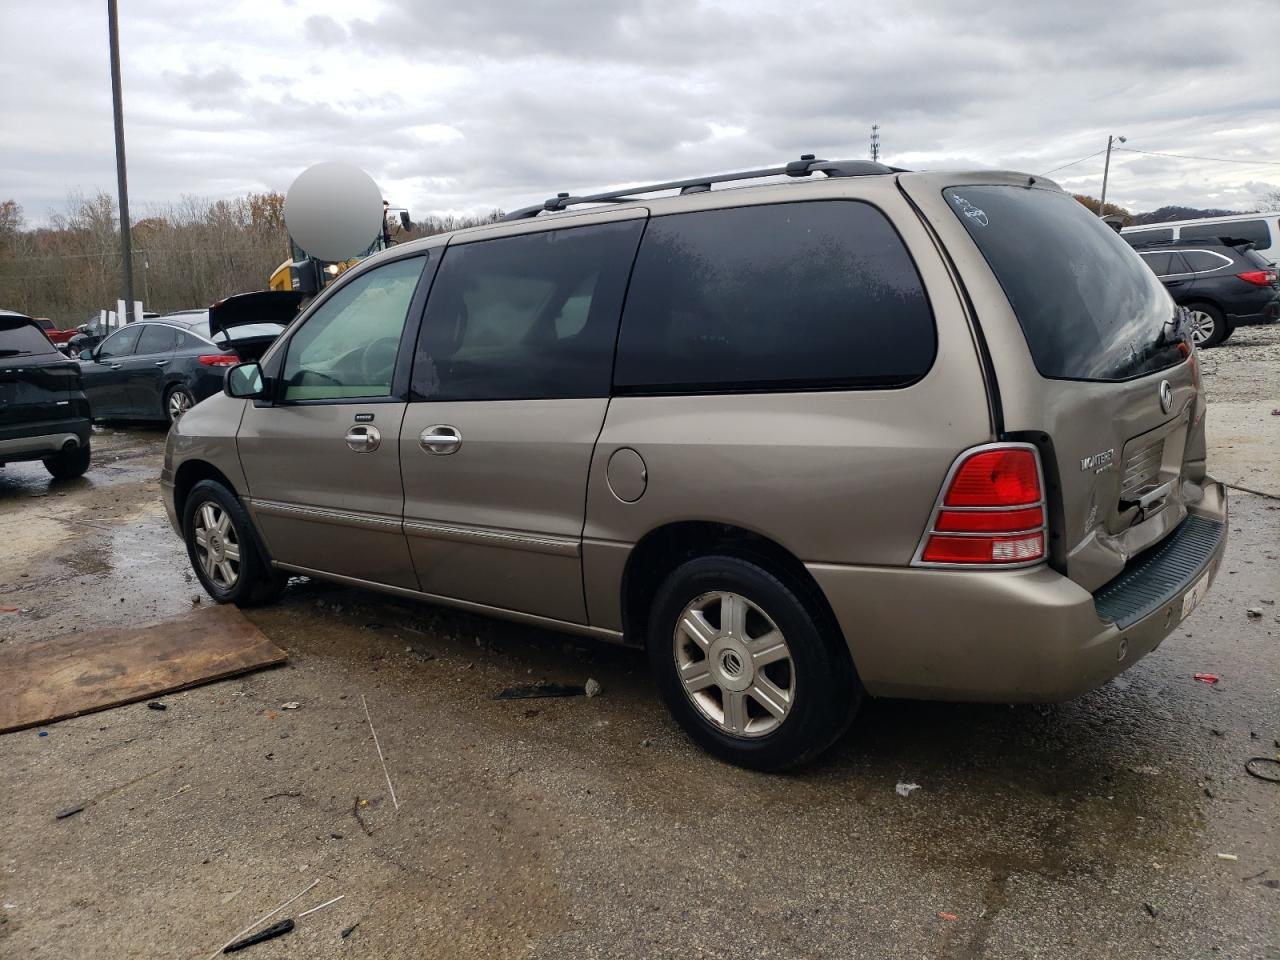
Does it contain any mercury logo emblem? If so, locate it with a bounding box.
[1158,379,1173,415]
[720,651,744,678]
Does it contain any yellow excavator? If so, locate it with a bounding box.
[268,204,413,295]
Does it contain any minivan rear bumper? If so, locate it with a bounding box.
[809,480,1228,702]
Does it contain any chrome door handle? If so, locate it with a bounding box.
[345,424,381,452]
[154,360,169,367]
[419,425,461,455]
[109,364,122,370]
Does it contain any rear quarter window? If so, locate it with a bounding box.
[614,201,935,393]
[944,185,1184,382]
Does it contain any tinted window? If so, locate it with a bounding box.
[97,325,143,359]
[135,324,180,355]
[412,220,644,401]
[282,256,425,401]
[1138,252,1175,276]
[1241,247,1274,270]
[945,186,1184,382]
[0,319,57,357]
[1181,250,1231,273]
[614,202,934,392]
[1122,228,1174,246]
[1180,219,1270,248]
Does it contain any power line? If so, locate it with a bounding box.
[1038,148,1108,177]
[1115,147,1280,167]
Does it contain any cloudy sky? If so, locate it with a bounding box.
[3,0,1279,225]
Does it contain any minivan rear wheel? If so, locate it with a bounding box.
[647,555,859,771]
[1186,302,1229,348]
[183,479,286,607]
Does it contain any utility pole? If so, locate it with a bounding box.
[870,123,880,163]
[107,0,136,322]
[1097,133,1126,218]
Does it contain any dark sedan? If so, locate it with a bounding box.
[1132,238,1280,347]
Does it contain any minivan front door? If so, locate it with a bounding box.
[399,215,645,625]
[237,255,430,589]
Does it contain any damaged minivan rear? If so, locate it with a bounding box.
[162,160,1227,770]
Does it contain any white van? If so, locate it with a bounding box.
[1122,212,1280,264]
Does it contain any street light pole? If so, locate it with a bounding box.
[107,0,136,323]
[1098,134,1126,218]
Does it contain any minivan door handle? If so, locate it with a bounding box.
[345,424,381,453]
[419,425,462,455]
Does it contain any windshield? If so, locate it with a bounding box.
[0,318,57,357]
[944,185,1187,382]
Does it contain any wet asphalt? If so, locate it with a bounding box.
[0,333,1277,959]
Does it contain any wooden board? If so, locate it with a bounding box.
[0,604,287,733]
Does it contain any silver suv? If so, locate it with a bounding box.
[162,157,1228,769]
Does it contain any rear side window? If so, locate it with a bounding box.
[615,202,935,393]
[0,319,57,357]
[136,324,180,354]
[413,219,644,401]
[1181,250,1232,273]
[945,186,1184,382]
[1123,228,1174,246]
[1138,252,1175,276]
[1180,219,1271,248]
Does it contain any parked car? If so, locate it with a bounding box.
[1130,238,1280,347]
[78,292,300,424]
[1122,211,1280,265]
[161,158,1228,770]
[67,311,160,356]
[0,309,92,479]
[32,318,78,353]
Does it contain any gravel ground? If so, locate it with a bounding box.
[0,361,1277,959]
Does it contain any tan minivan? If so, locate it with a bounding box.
[162,158,1228,769]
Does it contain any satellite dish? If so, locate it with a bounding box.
[284,162,383,262]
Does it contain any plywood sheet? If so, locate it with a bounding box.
[0,604,287,733]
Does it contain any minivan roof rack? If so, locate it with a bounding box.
[501,155,906,221]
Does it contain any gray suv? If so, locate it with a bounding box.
[162,158,1228,769]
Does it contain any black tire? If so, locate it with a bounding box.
[165,385,196,424]
[43,441,91,480]
[647,555,860,771]
[1187,302,1228,348]
[182,479,287,607]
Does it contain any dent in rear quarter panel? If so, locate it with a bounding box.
[581,183,994,638]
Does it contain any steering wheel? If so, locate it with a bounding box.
[360,337,399,386]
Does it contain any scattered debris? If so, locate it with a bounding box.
[147,701,167,711]
[352,796,373,836]
[37,730,48,737]
[1193,673,1220,684]
[262,791,302,802]
[937,911,958,921]
[361,693,399,811]
[341,922,361,939]
[1143,902,1158,918]
[495,682,586,700]
[280,702,300,710]
[641,738,653,748]
[55,805,84,820]
[1244,757,1280,784]
[223,917,294,953]
[584,678,602,698]
[1131,765,1161,776]
[0,607,18,614]
[1271,408,1280,416]
[159,784,191,802]
[1246,607,1263,619]
[297,894,345,919]
[203,878,318,960]
[1217,853,1239,861]
[895,782,921,797]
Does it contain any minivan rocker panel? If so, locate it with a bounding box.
[162,163,1228,769]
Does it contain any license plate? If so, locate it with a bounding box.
[1181,571,1211,620]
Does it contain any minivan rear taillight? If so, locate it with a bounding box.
[914,444,1047,567]
[1236,270,1276,287]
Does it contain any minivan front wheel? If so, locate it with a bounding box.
[647,555,859,770]
[182,479,286,607]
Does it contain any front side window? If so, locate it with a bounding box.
[614,201,935,393]
[135,324,179,355]
[1180,219,1271,248]
[945,185,1184,382]
[281,256,426,401]
[97,325,142,359]
[412,220,644,401]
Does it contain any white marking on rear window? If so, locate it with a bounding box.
[949,195,989,227]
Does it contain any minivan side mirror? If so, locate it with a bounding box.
[225,361,266,400]
[79,348,95,361]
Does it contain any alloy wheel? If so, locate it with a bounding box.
[1189,310,1216,345]
[673,591,795,738]
[169,389,193,422]
[192,501,240,589]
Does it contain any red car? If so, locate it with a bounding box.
[33,318,77,352]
